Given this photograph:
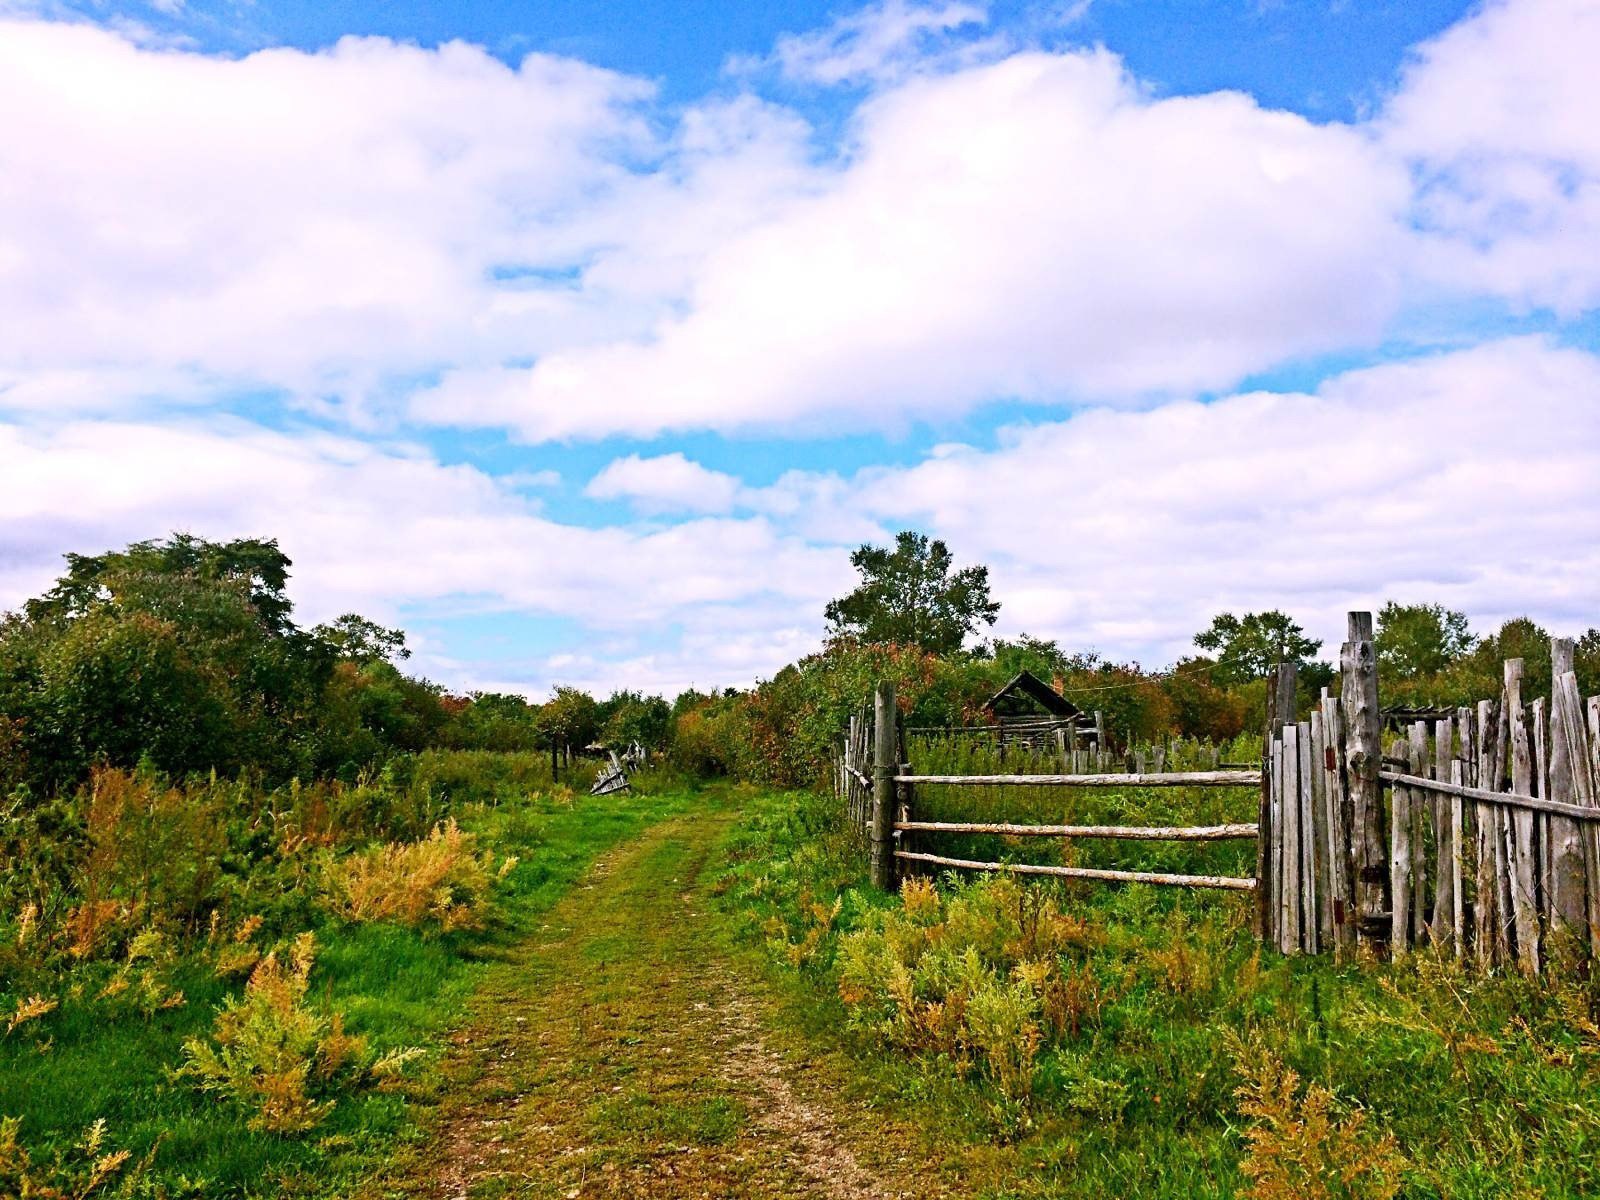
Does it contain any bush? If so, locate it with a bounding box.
[177,933,385,1134]
[319,820,513,933]
[837,875,1097,1106]
[1230,1033,1406,1200]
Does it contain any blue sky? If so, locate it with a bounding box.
[1,0,1598,697]
[37,0,1476,113]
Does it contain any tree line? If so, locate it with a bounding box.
[2,531,1594,796]
[0,535,668,796]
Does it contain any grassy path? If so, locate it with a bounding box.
[361,803,956,1200]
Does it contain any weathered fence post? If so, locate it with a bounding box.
[1505,659,1541,973]
[1475,698,1500,967]
[1390,734,1412,956]
[1341,612,1386,951]
[1309,708,1332,953]
[1268,661,1296,952]
[1322,687,1356,960]
[1407,721,1428,948]
[1431,714,1462,955]
[1281,719,1302,952]
[1550,640,1598,956]
[870,681,898,891]
[1549,639,1587,948]
[1255,665,1281,944]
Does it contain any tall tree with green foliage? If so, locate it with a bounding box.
[537,686,601,751]
[824,531,999,655]
[1194,611,1322,684]
[313,614,411,664]
[0,533,467,790]
[1374,601,1473,679]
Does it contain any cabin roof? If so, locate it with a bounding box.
[982,670,1080,718]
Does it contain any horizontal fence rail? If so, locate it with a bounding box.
[895,820,1258,840]
[894,770,1260,788]
[1378,770,1600,823]
[893,850,1257,891]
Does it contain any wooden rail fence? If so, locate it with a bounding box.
[838,612,1600,977]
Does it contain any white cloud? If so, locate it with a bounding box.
[841,336,1600,662]
[4,0,1600,699]
[425,48,1409,441]
[3,339,1595,697]
[755,0,989,86]
[11,1,1600,448]
[0,418,855,695]
[1383,0,1600,312]
[585,452,743,514]
[0,21,655,413]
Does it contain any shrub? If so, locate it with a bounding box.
[319,820,513,933]
[178,933,370,1134]
[836,875,1097,1105]
[1229,1033,1406,1200]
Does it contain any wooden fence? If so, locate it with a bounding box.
[840,681,1262,894]
[839,612,1600,976]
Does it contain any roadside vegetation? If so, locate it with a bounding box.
[0,756,696,1196]
[717,786,1600,1199]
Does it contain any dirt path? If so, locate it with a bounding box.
[365,808,956,1200]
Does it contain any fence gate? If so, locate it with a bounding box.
[840,682,1263,897]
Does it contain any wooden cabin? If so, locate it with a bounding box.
[983,670,1100,752]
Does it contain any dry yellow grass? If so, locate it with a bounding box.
[319,819,512,933]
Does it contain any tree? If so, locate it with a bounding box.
[1374,602,1473,679]
[27,533,296,635]
[1194,611,1322,685]
[0,532,453,790]
[598,691,672,751]
[537,687,601,751]
[314,614,410,664]
[1164,655,1249,742]
[986,635,1071,681]
[823,532,999,655]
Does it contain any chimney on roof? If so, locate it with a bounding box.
[1051,673,1066,696]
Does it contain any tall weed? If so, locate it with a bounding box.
[177,933,380,1134]
[319,819,513,933]
[1229,1032,1406,1200]
[0,1115,147,1199]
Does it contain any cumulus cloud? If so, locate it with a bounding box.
[841,336,1600,661]
[7,339,1595,696]
[1383,0,1600,312]
[9,1,1600,445]
[4,0,1599,698]
[425,48,1409,440]
[585,453,743,514]
[0,20,655,412]
[0,418,854,695]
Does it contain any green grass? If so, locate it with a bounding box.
[0,774,699,1198]
[715,786,1600,1200]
